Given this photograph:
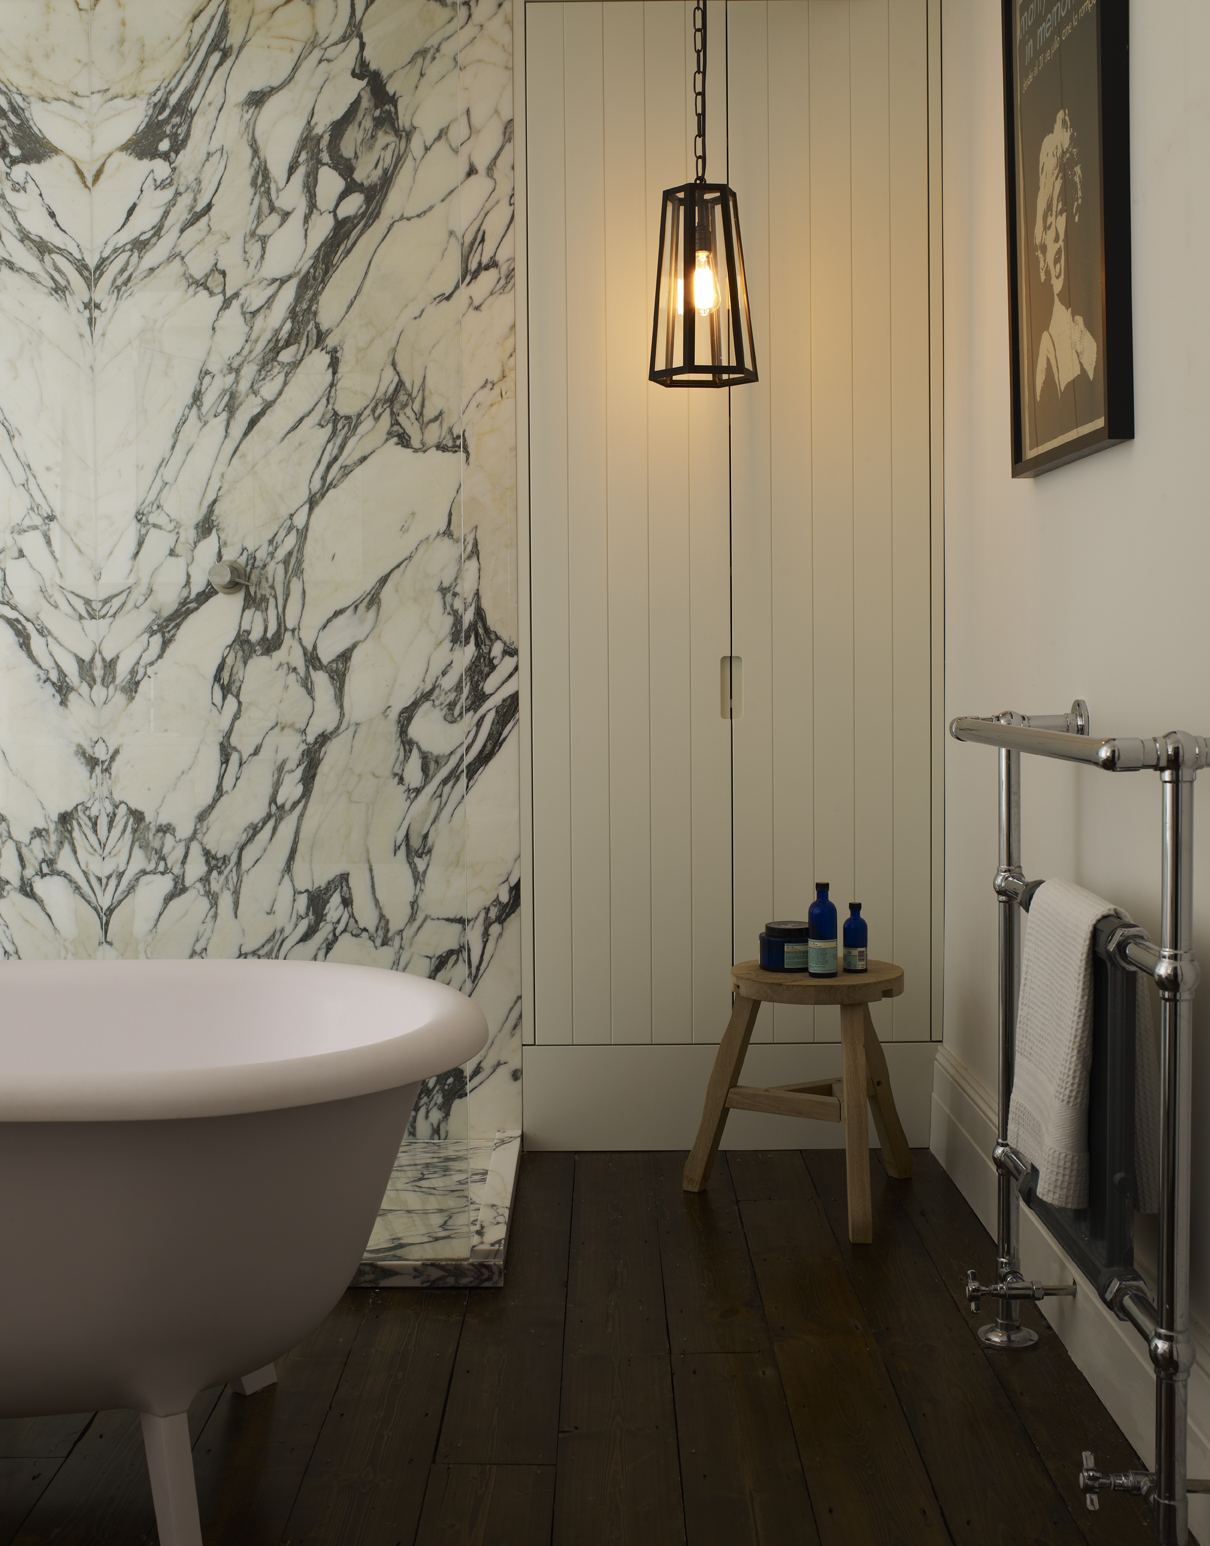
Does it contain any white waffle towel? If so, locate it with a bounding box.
[1008,879,1160,1213]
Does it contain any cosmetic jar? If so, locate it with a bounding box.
[758,920,811,972]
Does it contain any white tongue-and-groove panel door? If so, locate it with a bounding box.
[526,0,936,1052]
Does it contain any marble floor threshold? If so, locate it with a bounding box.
[352,1130,522,1288]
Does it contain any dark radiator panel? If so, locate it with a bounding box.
[1017,916,1138,1297]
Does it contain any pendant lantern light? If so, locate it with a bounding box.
[649,0,757,388]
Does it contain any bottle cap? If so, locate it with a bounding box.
[849,901,861,909]
[815,881,829,890]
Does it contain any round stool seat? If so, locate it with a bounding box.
[731,958,904,1006]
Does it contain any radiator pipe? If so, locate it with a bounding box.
[978,723,1039,1350]
[1107,1278,1160,1347]
[1153,756,1197,1545]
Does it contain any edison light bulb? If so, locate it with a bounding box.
[675,250,722,317]
[692,249,720,314]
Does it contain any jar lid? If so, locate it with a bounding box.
[764,920,810,940]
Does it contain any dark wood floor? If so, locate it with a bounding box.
[0,1149,1159,1545]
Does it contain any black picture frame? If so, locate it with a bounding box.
[1001,0,1133,478]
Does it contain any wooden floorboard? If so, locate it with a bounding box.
[437,1153,573,1468]
[280,1290,466,1546]
[0,1150,1162,1546]
[555,1354,685,1546]
[562,1153,668,1359]
[673,1351,818,1546]
[739,1153,949,1546]
[0,1461,63,1546]
[727,1149,815,1203]
[554,1153,684,1546]
[0,1418,90,1546]
[192,1290,372,1546]
[0,1417,93,1463]
[806,1147,1089,1546]
[415,1464,556,1545]
[652,1153,771,1356]
[902,1149,1155,1545]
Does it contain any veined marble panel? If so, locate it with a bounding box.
[0,0,520,1159]
[353,1128,521,1288]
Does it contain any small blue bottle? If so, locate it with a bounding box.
[807,883,838,977]
[843,902,868,973]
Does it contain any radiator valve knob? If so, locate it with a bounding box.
[1081,1452,1100,1511]
[966,1269,981,1312]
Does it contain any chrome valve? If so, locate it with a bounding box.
[964,1270,1076,1312]
[209,560,249,594]
[1078,1451,1154,1511]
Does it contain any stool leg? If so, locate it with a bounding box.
[683,995,761,1193]
[840,1002,873,1243]
[862,1004,913,1179]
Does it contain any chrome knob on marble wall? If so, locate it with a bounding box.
[209,560,248,594]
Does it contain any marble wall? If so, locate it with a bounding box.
[0,0,520,1144]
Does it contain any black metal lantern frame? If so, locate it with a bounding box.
[649,181,757,387]
[648,1,757,388]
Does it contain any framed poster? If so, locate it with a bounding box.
[1002,0,1133,477]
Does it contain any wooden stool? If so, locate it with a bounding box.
[683,959,911,1242]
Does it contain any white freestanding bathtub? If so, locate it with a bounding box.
[0,958,487,1546]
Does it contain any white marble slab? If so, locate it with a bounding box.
[354,1128,521,1288]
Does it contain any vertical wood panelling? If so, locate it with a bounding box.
[688,0,735,1043]
[807,2,855,1046]
[526,6,573,1045]
[644,0,694,1045]
[603,1,654,1043]
[525,0,937,1066]
[562,5,612,1045]
[728,2,776,1044]
[888,0,932,1041]
[848,0,895,1045]
[766,0,816,1044]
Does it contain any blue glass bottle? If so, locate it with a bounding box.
[843,902,868,973]
[807,883,838,977]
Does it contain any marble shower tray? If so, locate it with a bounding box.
[352,1130,521,1288]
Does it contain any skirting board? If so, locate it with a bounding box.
[931,1044,1210,1538]
[523,1041,937,1151]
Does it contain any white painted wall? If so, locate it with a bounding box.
[938,0,1210,1515]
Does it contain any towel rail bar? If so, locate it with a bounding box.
[951,715,1210,774]
[1004,886,1169,984]
[953,700,1203,1546]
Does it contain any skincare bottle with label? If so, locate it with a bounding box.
[807,883,838,977]
[843,902,868,973]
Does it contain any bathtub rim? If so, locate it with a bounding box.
[0,958,487,1122]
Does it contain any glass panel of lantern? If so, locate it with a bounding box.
[649,181,757,388]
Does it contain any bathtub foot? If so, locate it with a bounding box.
[140,1411,203,1546]
[232,1363,276,1397]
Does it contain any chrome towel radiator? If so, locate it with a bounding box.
[951,703,1210,1546]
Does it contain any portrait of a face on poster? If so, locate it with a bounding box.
[1003,0,1133,477]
